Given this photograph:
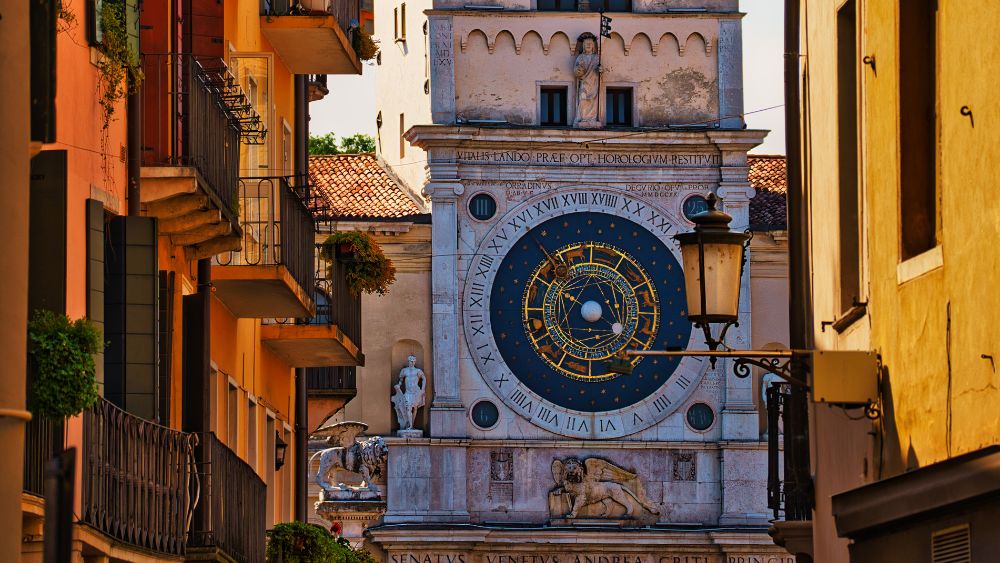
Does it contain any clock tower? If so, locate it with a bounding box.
[367,1,789,561]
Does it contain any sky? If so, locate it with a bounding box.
[310,0,785,155]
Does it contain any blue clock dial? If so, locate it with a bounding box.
[489,212,690,413]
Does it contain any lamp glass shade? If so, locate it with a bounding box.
[680,240,744,321]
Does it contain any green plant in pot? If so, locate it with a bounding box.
[27,310,104,420]
[322,231,396,296]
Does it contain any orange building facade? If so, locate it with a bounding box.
[17,0,364,561]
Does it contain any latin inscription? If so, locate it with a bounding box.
[391,555,795,563]
[456,151,721,168]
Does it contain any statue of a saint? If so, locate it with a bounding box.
[391,355,426,432]
[573,32,603,128]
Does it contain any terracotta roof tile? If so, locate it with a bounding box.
[309,154,422,219]
[747,155,787,231]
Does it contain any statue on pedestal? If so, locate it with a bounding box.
[391,355,426,436]
[310,421,387,498]
[573,32,603,128]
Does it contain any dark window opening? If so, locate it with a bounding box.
[837,0,860,311]
[898,0,937,260]
[587,0,632,12]
[537,0,578,11]
[540,87,568,126]
[606,87,633,127]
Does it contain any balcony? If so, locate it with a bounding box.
[213,176,316,318]
[140,54,265,260]
[80,398,199,556]
[260,244,364,367]
[308,74,330,102]
[188,433,267,563]
[766,383,812,521]
[261,0,363,75]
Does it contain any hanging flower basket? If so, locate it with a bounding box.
[321,231,396,296]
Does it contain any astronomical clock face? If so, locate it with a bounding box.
[463,189,707,438]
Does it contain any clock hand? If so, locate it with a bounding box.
[529,231,569,279]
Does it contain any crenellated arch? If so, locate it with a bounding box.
[493,30,517,54]
[520,30,545,56]
[462,29,489,53]
[547,31,572,56]
[683,32,711,56]
[629,32,654,57]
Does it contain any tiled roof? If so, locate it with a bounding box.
[309,154,423,219]
[748,155,787,231]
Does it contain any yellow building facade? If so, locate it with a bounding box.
[776,1,1000,561]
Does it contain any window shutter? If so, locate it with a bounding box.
[932,524,971,563]
[104,216,159,420]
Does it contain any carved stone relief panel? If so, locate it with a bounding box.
[488,448,514,510]
[672,451,697,482]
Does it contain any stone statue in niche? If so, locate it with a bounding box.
[548,457,659,522]
[391,355,426,436]
[573,32,603,128]
[310,421,387,500]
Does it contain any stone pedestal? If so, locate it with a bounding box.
[315,499,387,544]
[396,429,424,438]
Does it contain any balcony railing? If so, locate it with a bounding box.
[766,383,812,521]
[141,54,265,219]
[264,243,362,340]
[216,176,316,297]
[81,398,199,556]
[261,0,360,38]
[189,433,266,563]
[306,366,357,395]
[23,416,60,497]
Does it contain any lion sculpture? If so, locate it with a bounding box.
[550,457,659,519]
[310,421,387,493]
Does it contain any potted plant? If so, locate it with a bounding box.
[321,231,396,296]
[27,310,104,420]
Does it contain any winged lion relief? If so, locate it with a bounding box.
[548,457,660,522]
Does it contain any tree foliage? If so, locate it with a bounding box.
[309,133,376,155]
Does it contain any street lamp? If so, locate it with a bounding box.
[275,431,288,471]
[673,193,751,352]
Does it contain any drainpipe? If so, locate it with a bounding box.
[127,85,141,216]
[294,74,309,522]
[783,0,814,521]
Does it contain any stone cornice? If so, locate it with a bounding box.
[406,125,767,151]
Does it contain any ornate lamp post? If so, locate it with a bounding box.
[673,193,751,353]
[625,194,803,386]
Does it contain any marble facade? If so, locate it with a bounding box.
[355,0,781,558]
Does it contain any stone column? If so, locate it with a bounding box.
[717,150,757,441]
[717,19,745,129]
[426,166,466,437]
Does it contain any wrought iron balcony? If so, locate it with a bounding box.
[259,0,362,74]
[766,382,813,521]
[213,176,317,319]
[80,398,199,556]
[306,366,357,399]
[140,54,265,260]
[188,433,267,563]
[308,74,330,102]
[259,244,363,367]
[22,416,60,498]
